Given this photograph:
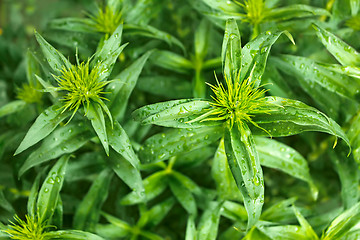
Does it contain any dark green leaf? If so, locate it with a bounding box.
[169,176,197,215]
[222,18,241,81]
[313,24,360,67]
[255,137,318,200]
[73,169,113,231]
[107,51,152,120]
[37,155,69,223]
[197,201,222,240]
[15,104,71,155]
[224,124,264,230]
[0,100,26,118]
[139,126,223,164]
[34,31,71,74]
[19,121,92,176]
[252,96,350,148]
[47,230,105,240]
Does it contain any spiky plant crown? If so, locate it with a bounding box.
[17,82,43,104]
[196,71,271,132]
[88,5,122,34]
[235,0,267,26]
[53,60,111,121]
[346,15,360,31]
[2,215,52,240]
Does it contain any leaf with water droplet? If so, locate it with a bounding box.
[37,155,69,223]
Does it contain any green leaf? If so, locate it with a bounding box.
[322,202,360,240]
[19,121,92,176]
[240,30,294,87]
[261,198,297,223]
[86,102,109,155]
[224,124,264,230]
[139,198,175,228]
[0,100,26,118]
[37,155,69,223]
[133,99,217,128]
[124,24,185,52]
[49,18,97,33]
[0,190,13,214]
[259,225,305,240]
[171,171,202,195]
[195,19,212,58]
[222,18,241,81]
[252,96,350,148]
[107,120,139,168]
[185,216,197,240]
[47,230,105,240]
[121,171,168,205]
[106,150,145,202]
[265,4,330,22]
[255,137,318,200]
[139,126,223,164]
[150,50,193,74]
[137,75,192,98]
[100,212,131,236]
[313,24,360,67]
[73,169,113,231]
[197,201,222,240]
[293,206,319,240]
[350,0,360,15]
[221,201,247,222]
[273,55,360,99]
[169,175,197,215]
[34,31,71,74]
[27,174,41,217]
[107,50,152,120]
[15,104,71,155]
[330,144,359,209]
[199,0,241,12]
[212,139,242,201]
[92,24,127,81]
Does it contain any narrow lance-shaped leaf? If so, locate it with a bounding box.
[195,19,211,58]
[292,206,319,240]
[224,124,264,230]
[73,169,113,231]
[222,18,241,81]
[139,126,223,164]
[197,201,223,240]
[106,150,145,202]
[86,102,109,155]
[133,99,218,128]
[313,23,360,67]
[92,24,127,81]
[240,30,294,87]
[0,100,26,118]
[37,155,69,223]
[255,137,318,200]
[251,96,350,148]
[121,171,168,205]
[264,4,330,22]
[322,202,360,240]
[19,121,92,176]
[27,174,41,218]
[169,175,197,216]
[185,216,197,240]
[15,103,71,155]
[329,144,359,209]
[107,50,152,120]
[34,31,71,74]
[47,230,105,240]
[212,139,242,201]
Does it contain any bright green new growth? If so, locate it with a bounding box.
[88,6,122,34]
[235,0,266,25]
[3,215,52,240]
[53,60,111,122]
[17,82,43,104]
[346,15,360,31]
[201,71,271,131]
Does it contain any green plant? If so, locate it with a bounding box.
[0,0,359,240]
